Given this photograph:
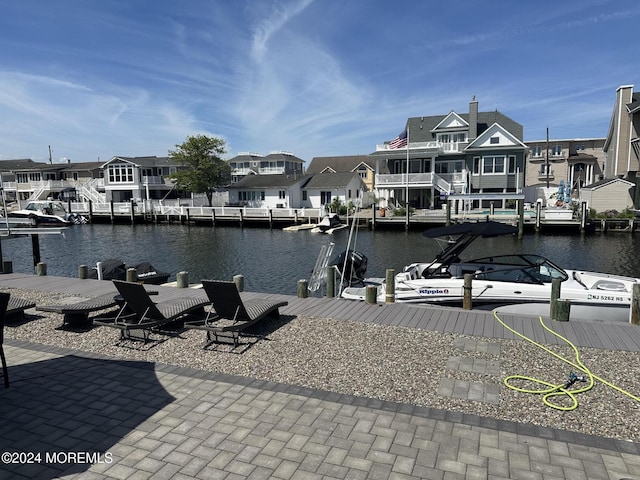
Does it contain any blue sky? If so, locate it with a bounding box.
[1,0,638,164]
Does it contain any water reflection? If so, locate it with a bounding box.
[1,224,639,295]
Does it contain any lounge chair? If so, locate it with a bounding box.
[37,292,118,327]
[94,280,208,342]
[6,297,36,320]
[1,292,11,387]
[184,280,288,348]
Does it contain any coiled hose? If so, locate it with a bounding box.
[493,311,640,411]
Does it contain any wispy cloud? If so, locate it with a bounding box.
[250,0,315,62]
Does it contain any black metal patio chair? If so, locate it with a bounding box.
[94,280,208,342]
[184,280,288,348]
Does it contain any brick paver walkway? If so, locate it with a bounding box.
[2,339,639,480]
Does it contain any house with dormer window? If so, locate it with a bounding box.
[372,98,528,210]
[227,151,305,184]
[306,155,386,192]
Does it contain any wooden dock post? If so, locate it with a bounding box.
[535,202,541,231]
[130,199,136,224]
[371,205,376,231]
[78,265,88,279]
[550,278,562,319]
[36,262,47,276]
[297,279,308,298]
[463,274,473,310]
[326,266,335,298]
[445,201,451,226]
[109,201,115,224]
[233,274,245,292]
[31,234,41,268]
[239,209,244,228]
[553,299,571,321]
[185,207,191,225]
[517,200,524,239]
[631,283,640,325]
[385,268,395,303]
[126,267,138,282]
[88,200,94,223]
[365,285,377,304]
[580,202,587,232]
[176,271,189,288]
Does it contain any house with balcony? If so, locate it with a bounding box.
[523,137,605,206]
[0,158,103,205]
[228,151,305,184]
[101,156,185,202]
[372,98,528,210]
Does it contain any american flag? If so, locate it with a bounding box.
[388,128,407,149]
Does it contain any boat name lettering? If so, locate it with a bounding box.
[419,288,449,295]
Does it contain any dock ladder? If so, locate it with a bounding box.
[308,242,335,294]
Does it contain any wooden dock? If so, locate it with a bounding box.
[3,273,640,352]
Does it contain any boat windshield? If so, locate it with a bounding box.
[26,202,67,216]
[463,254,568,284]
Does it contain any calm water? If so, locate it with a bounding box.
[1,223,640,295]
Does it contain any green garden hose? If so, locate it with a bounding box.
[493,311,640,411]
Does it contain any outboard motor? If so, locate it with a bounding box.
[330,250,368,287]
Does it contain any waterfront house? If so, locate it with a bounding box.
[101,156,186,203]
[0,158,103,206]
[227,173,312,208]
[604,85,640,201]
[227,151,305,184]
[306,155,386,193]
[301,172,368,210]
[372,98,528,211]
[522,138,606,208]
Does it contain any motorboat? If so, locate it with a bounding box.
[339,220,640,321]
[312,213,347,233]
[88,258,171,285]
[7,200,86,226]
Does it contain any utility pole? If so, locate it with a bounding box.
[545,127,550,189]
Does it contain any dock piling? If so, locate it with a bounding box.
[365,285,377,304]
[78,265,88,279]
[463,274,473,310]
[326,266,335,298]
[36,262,47,276]
[385,269,395,303]
[126,267,138,283]
[631,284,640,325]
[297,279,308,298]
[233,274,245,292]
[176,271,189,288]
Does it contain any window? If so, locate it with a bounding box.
[508,156,517,174]
[490,136,500,144]
[16,173,28,183]
[539,164,551,175]
[108,164,134,183]
[482,156,505,174]
[320,191,332,204]
[278,190,286,199]
[473,157,480,175]
[552,145,563,156]
[302,191,308,201]
[532,146,542,157]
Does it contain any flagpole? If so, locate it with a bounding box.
[405,126,410,228]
